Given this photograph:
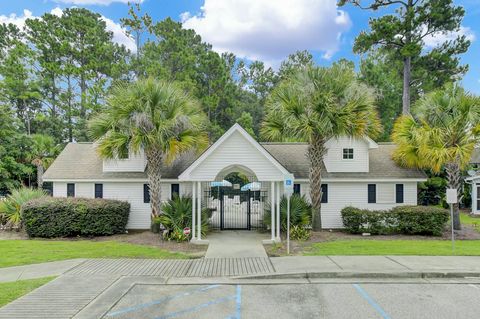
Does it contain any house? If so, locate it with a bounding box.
[465,148,480,215]
[43,124,426,242]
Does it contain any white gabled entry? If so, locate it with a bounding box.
[179,124,292,244]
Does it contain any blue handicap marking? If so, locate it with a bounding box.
[285,180,292,185]
[353,284,391,319]
[107,284,242,319]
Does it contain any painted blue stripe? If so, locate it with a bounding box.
[353,284,391,319]
[235,285,242,319]
[106,284,221,317]
[155,295,236,319]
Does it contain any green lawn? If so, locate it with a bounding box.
[460,212,480,232]
[305,239,480,256]
[0,240,188,268]
[0,277,55,307]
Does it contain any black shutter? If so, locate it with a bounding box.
[293,184,301,195]
[321,184,328,203]
[396,184,404,203]
[143,184,150,203]
[67,183,75,197]
[368,184,376,203]
[171,183,180,199]
[95,184,103,199]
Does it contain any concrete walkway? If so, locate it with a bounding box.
[0,259,86,283]
[205,231,269,258]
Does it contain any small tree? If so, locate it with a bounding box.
[89,78,208,218]
[262,62,381,230]
[392,84,480,230]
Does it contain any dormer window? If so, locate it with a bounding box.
[342,148,354,159]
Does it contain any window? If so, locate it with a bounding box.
[477,186,480,211]
[95,184,103,199]
[396,184,404,203]
[368,184,376,203]
[171,183,180,199]
[42,182,53,196]
[143,184,150,203]
[67,183,75,197]
[117,148,129,160]
[321,184,328,203]
[343,148,354,159]
[293,184,301,195]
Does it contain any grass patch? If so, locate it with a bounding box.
[0,240,188,268]
[460,213,480,232]
[305,240,480,256]
[0,277,55,307]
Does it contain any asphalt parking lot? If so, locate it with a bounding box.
[102,282,480,319]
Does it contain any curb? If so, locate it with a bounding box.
[237,271,480,280]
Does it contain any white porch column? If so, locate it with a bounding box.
[276,181,280,239]
[191,182,196,240]
[271,181,275,241]
[197,181,202,240]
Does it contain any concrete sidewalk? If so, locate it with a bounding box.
[205,231,269,258]
[0,259,86,283]
[265,256,480,279]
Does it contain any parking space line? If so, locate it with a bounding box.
[353,284,391,319]
[235,285,242,319]
[106,284,221,317]
[155,295,237,319]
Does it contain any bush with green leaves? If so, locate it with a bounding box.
[392,205,449,236]
[22,197,130,238]
[341,205,449,236]
[0,188,47,230]
[290,225,311,241]
[264,194,312,231]
[159,195,209,241]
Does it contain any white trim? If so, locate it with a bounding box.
[294,178,427,183]
[44,178,179,183]
[178,123,291,181]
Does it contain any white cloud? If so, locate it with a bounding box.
[54,0,143,5]
[0,7,136,52]
[182,0,351,65]
[423,26,475,48]
[0,9,34,29]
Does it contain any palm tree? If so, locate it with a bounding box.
[89,78,208,218]
[261,62,381,230]
[392,84,480,230]
[29,134,59,189]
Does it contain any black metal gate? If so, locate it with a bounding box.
[204,187,267,230]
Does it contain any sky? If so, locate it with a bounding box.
[0,0,478,93]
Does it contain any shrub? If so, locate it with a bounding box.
[264,194,312,231]
[22,197,130,238]
[392,205,449,236]
[341,206,394,235]
[341,205,449,236]
[0,188,47,230]
[159,195,209,241]
[290,225,311,241]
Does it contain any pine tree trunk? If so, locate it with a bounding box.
[402,56,411,114]
[36,164,44,189]
[146,148,163,219]
[445,162,462,230]
[308,134,327,231]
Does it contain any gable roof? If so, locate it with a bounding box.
[178,123,290,181]
[262,142,426,180]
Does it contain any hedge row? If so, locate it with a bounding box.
[22,197,130,238]
[341,205,449,236]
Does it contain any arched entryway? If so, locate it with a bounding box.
[205,165,268,230]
